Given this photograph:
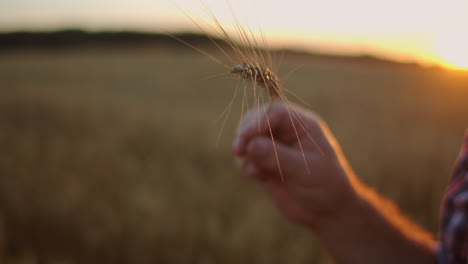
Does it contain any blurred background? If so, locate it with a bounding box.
[0,0,467,263]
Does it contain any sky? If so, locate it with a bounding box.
[1,0,467,69]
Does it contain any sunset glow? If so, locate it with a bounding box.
[1,0,467,70]
[435,33,468,70]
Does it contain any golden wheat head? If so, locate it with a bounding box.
[231,62,281,98]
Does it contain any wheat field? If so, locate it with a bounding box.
[0,45,467,264]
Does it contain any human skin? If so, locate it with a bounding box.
[233,101,436,264]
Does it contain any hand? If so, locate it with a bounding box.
[234,101,436,263]
[233,101,358,228]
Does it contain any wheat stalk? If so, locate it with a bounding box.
[170,0,321,182]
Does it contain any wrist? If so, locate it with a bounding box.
[306,182,437,264]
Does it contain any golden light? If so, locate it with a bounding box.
[2,0,468,71]
[169,0,468,71]
[435,32,468,70]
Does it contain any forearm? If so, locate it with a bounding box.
[311,180,437,264]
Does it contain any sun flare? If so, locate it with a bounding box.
[437,47,468,70]
[434,31,468,70]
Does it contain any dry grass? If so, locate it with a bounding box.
[0,47,467,264]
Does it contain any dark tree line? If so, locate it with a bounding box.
[0,29,218,50]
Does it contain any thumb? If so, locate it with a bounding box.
[246,136,313,181]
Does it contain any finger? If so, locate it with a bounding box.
[235,156,275,182]
[242,161,269,181]
[277,101,332,150]
[234,102,290,155]
[233,108,263,155]
[246,136,317,181]
[235,101,329,155]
